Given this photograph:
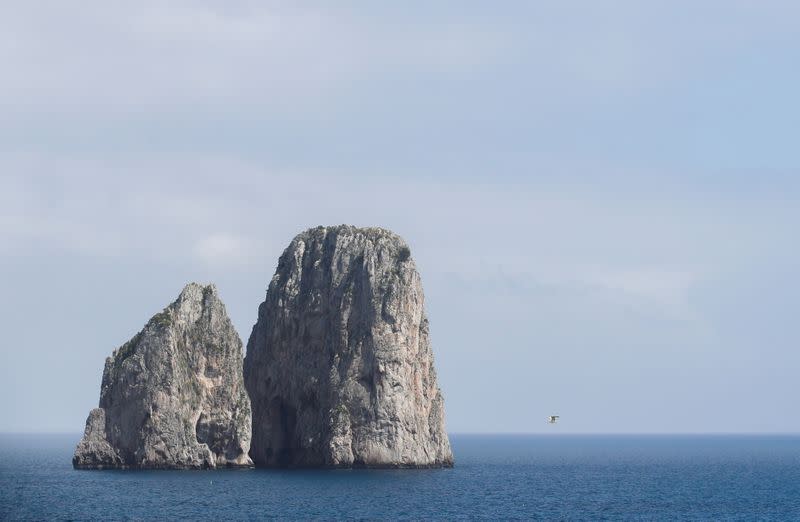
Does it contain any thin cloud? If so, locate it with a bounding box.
[193,233,252,265]
[0,2,508,114]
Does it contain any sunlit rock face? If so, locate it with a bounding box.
[73,283,252,469]
[244,225,453,468]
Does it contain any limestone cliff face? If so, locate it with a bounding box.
[73,283,252,469]
[244,225,453,468]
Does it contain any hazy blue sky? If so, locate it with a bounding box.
[2,2,798,433]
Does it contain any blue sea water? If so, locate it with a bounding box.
[1,434,799,520]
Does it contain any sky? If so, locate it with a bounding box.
[1,1,799,434]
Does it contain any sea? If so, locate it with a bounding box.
[1,434,799,520]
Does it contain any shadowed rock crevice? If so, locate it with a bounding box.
[244,225,453,468]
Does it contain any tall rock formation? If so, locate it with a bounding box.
[73,283,252,469]
[244,225,453,468]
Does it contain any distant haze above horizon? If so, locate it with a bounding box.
[2,2,798,434]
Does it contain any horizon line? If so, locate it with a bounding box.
[2,431,799,437]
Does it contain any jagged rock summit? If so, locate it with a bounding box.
[73,283,252,469]
[244,225,453,468]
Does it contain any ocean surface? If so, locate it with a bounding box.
[1,434,799,520]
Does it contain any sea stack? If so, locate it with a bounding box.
[244,225,453,468]
[73,283,252,469]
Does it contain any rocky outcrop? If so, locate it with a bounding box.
[244,225,453,468]
[73,283,252,469]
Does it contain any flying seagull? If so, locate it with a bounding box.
[547,415,559,424]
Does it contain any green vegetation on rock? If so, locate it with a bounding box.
[149,309,172,328]
[398,246,411,262]
[114,331,142,368]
